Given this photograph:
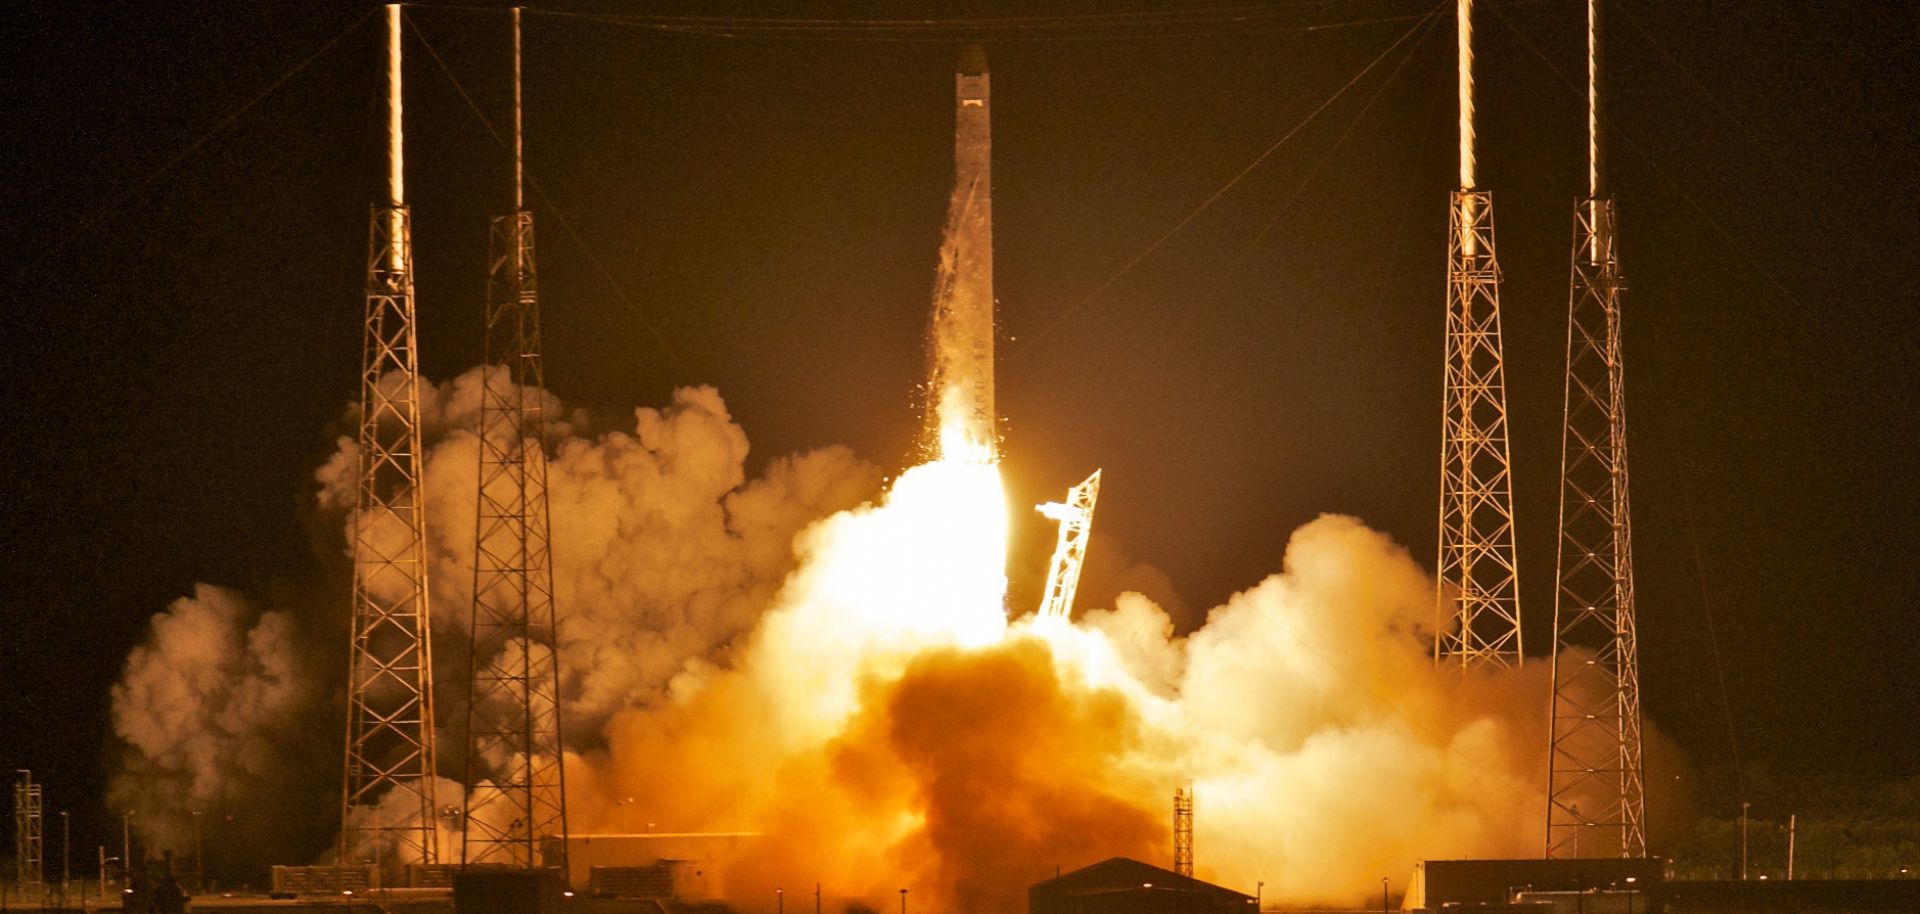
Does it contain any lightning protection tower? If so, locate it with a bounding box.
[1436,0,1523,670]
[463,7,569,872]
[13,771,43,891]
[1036,469,1101,622]
[1547,0,1646,859]
[1172,784,1194,878]
[342,4,439,867]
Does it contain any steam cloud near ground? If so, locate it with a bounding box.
[112,371,1631,907]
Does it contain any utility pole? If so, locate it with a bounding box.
[1546,0,1646,860]
[342,3,438,868]
[1787,814,1796,880]
[121,813,132,887]
[60,811,69,906]
[1740,802,1751,880]
[1435,0,1522,670]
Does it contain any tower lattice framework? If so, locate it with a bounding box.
[13,771,43,891]
[1435,0,1522,670]
[1547,0,1645,859]
[1172,785,1194,878]
[343,5,438,867]
[462,7,568,871]
[1036,469,1101,622]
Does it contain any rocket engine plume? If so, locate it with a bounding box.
[925,44,996,464]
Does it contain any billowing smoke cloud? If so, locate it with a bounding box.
[110,371,1666,909]
[566,508,1549,912]
[108,585,332,872]
[111,373,880,869]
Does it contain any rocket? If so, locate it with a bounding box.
[926,44,996,462]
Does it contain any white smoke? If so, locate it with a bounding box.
[111,374,881,866]
[108,585,325,863]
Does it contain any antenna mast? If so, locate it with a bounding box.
[463,5,570,872]
[1547,0,1646,859]
[1435,0,1523,669]
[343,3,439,868]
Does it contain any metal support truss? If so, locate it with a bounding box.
[14,771,43,891]
[1172,784,1194,878]
[1436,190,1523,669]
[342,200,439,868]
[462,209,568,870]
[1547,197,1646,858]
[1036,469,1101,622]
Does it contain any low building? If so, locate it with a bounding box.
[541,832,759,899]
[1404,858,1665,912]
[1030,858,1255,914]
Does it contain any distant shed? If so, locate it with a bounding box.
[1030,857,1255,914]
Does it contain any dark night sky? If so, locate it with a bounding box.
[4,0,1917,864]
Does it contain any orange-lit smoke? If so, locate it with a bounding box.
[110,373,1563,908]
[566,430,1553,911]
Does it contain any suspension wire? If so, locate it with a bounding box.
[1014,0,1448,353]
[1217,7,1444,288]
[412,0,1455,43]
[1679,469,1746,803]
[1608,0,1793,175]
[522,14,1436,44]
[403,10,691,376]
[1484,2,1917,363]
[1169,9,1442,406]
[23,8,378,276]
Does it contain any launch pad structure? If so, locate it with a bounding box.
[1435,0,1523,671]
[461,6,570,873]
[1037,470,1101,622]
[341,4,439,868]
[1546,0,1647,860]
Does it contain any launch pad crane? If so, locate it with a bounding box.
[1037,470,1101,622]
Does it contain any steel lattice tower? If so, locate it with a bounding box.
[1547,0,1646,859]
[1436,0,1523,670]
[13,771,43,891]
[462,7,568,871]
[342,5,439,867]
[1172,785,1193,878]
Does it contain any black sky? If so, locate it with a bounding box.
[5,0,1918,864]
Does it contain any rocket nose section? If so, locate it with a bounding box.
[958,44,988,77]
